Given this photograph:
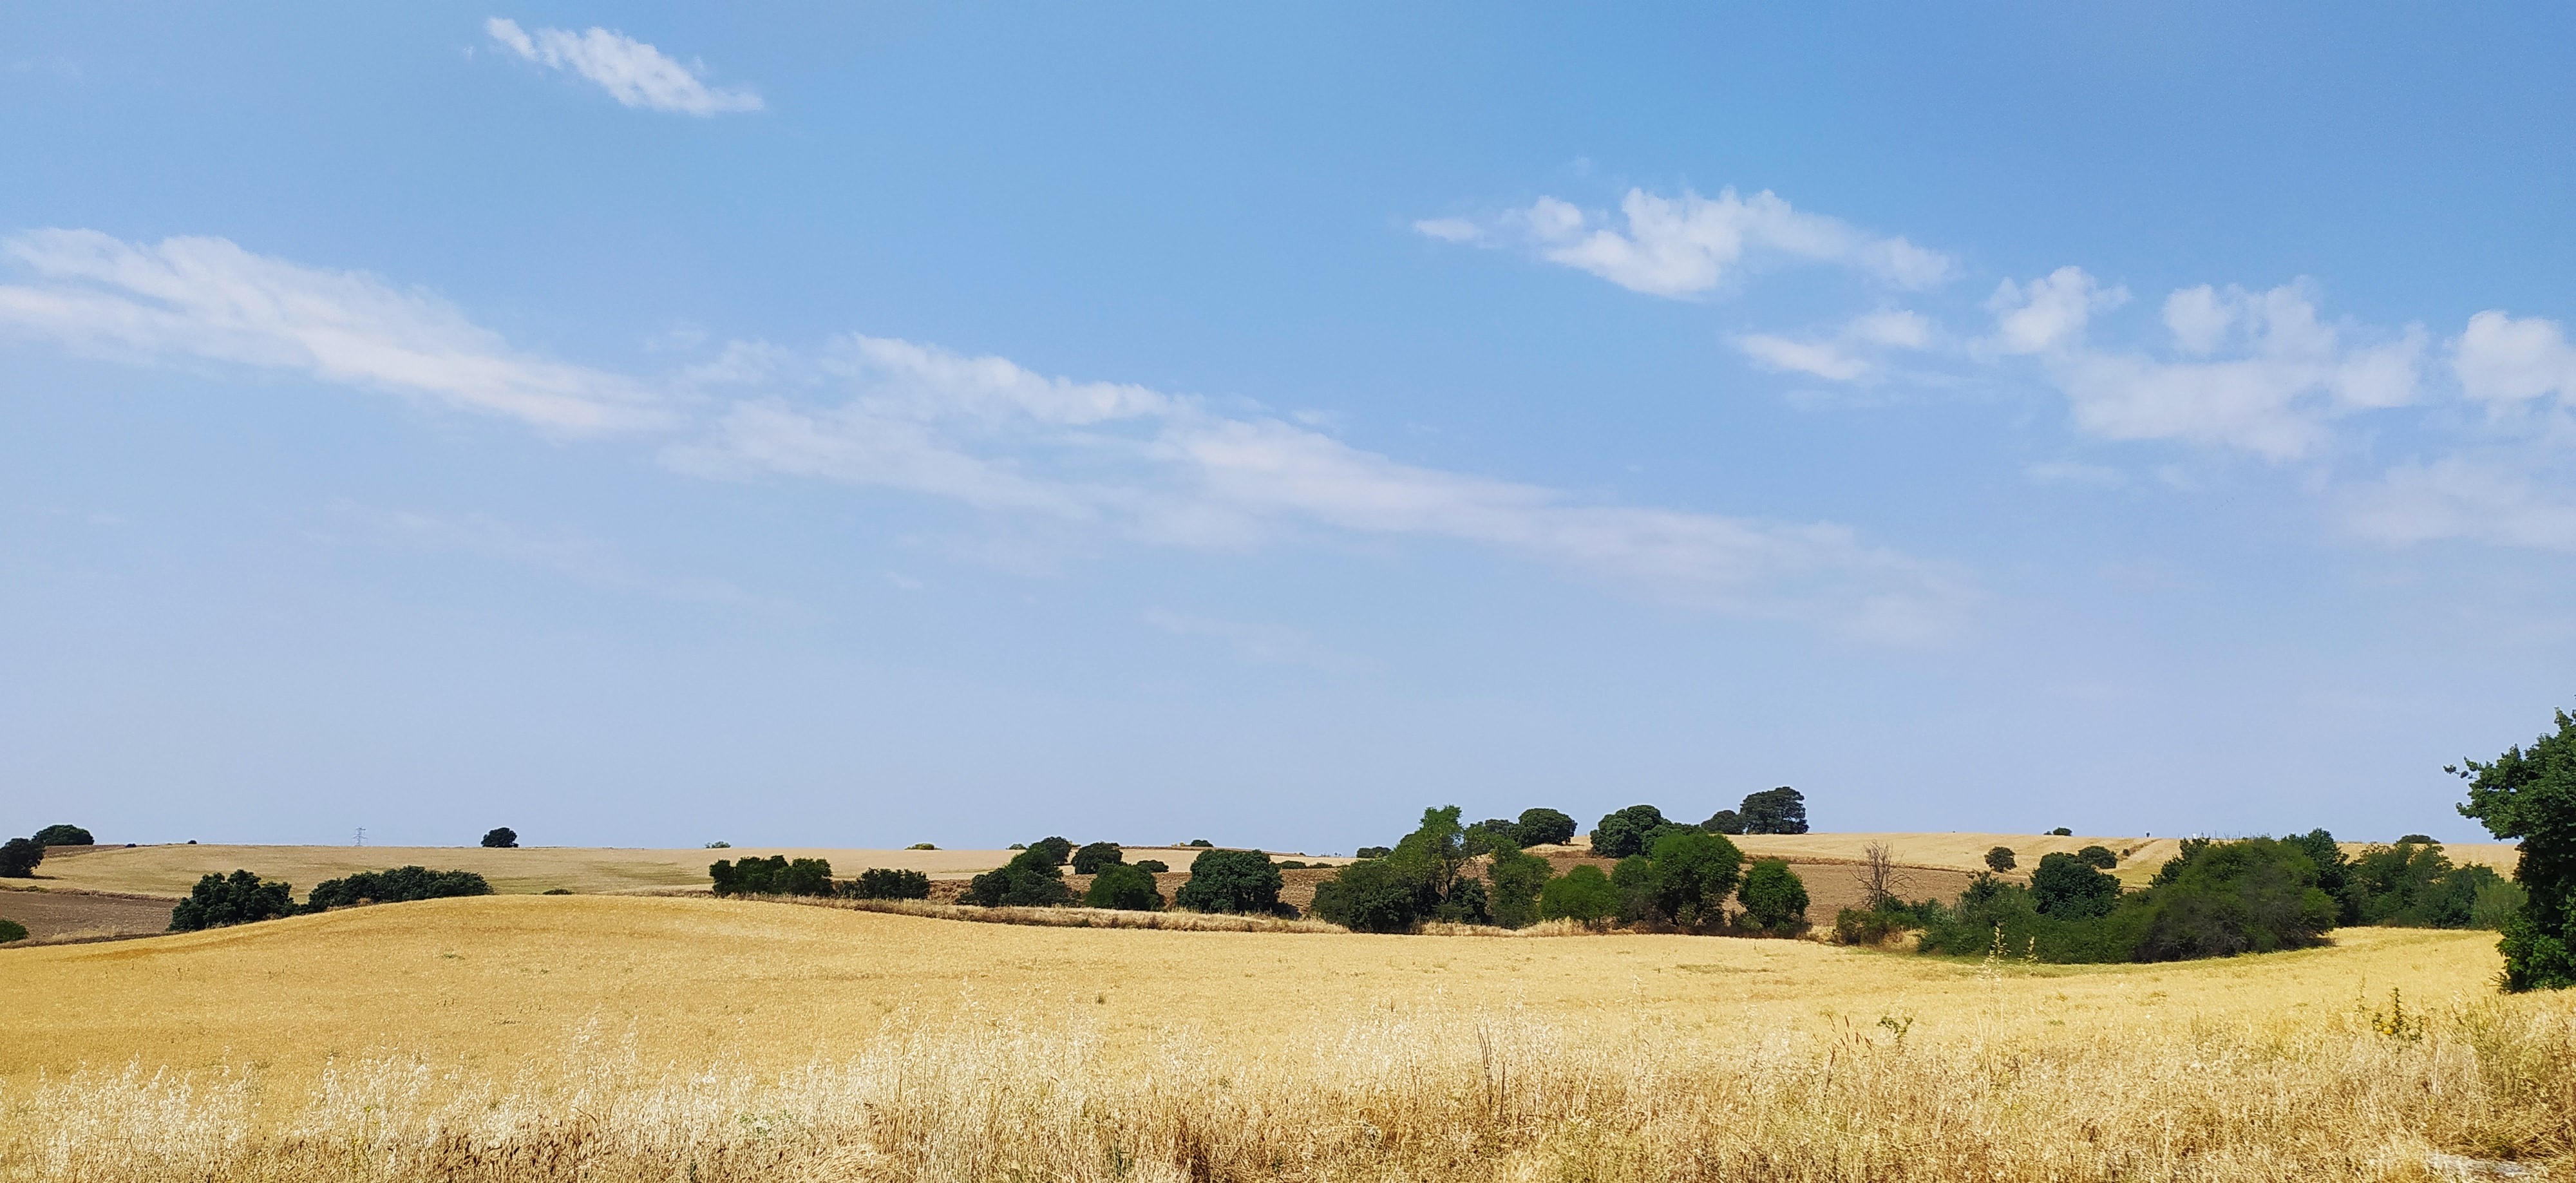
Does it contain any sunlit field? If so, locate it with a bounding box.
[3,893,2555,1182]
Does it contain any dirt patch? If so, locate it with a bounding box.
[0,889,177,942]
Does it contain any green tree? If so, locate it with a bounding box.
[2030,852,2120,918]
[306,866,493,911]
[962,849,1075,907]
[480,827,518,848]
[2285,829,2356,922]
[1514,808,1578,846]
[0,918,24,943]
[709,856,837,898]
[1173,848,1283,914]
[1738,787,1808,835]
[1737,859,1810,932]
[844,868,931,900]
[1537,864,1620,926]
[1070,842,1124,875]
[1645,828,1746,928]
[1701,809,1745,835]
[1025,837,1074,867]
[1084,862,1164,911]
[1589,805,1671,859]
[2131,837,2336,960]
[1312,856,1425,932]
[2453,705,2576,991]
[1463,819,1519,857]
[2076,845,2117,869]
[31,824,92,846]
[1486,847,1554,929]
[1984,846,2017,873]
[0,838,41,878]
[1133,858,1169,873]
[167,871,297,931]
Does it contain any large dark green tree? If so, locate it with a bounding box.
[306,866,492,910]
[1514,808,1578,846]
[168,871,298,931]
[1084,862,1164,911]
[32,824,93,846]
[1172,848,1283,914]
[1589,805,1671,859]
[1070,842,1124,875]
[1738,787,1809,835]
[2029,852,2121,918]
[1737,859,1810,932]
[1485,846,1554,929]
[1645,829,1746,929]
[2455,706,2576,990]
[0,838,41,878]
[961,849,1074,907]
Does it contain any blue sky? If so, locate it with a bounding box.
[5,4,2571,851]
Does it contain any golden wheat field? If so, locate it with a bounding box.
[1,891,2561,1182]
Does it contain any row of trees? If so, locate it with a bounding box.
[1853,838,2340,963]
[167,865,495,932]
[1588,789,1810,860]
[1312,806,1814,935]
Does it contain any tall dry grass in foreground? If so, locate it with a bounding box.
[8,987,2571,1183]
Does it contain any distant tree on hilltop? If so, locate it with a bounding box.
[1590,805,1671,860]
[32,824,92,846]
[480,828,518,849]
[0,838,41,878]
[1515,808,1578,846]
[1070,842,1124,874]
[1738,787,1808,835]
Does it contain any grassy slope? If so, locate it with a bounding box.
[0,893,2501,1092]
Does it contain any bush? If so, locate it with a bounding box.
[1312,856,1425,932]
[0,838,42,878]
[1486,847,1553,929]
[1985,846,2017,872]
[906,842,938,850]
[1589,805,1671,860]
[0,918,24,943]
[2049,827,2073,836]
[1026,837,1074,867]
[1538,864,1619,925]
[1173,848,1284,914]
[1070,842,1124,875]
[1738,787,1808,835]
[1133,858,1169,873]
[1354,846,1391,859]
[2077,845,2117,869]
[1643,829,1746,929]
[844,868,932,900]
[32,824,92,846]
[1084,862,1164,911]
[307,866,493,911]
[2030,853,2120,918]
[961,849,1074,907]
[1515,807,1578,846]
[710,856,836,898]
[1701,809,1745,835]
[1833,907,1899,945]
[1435,875,1490,923]
[168,871,297,931]
[1186,839,1215,848]
[480,828,518,848]
[1737,859,1810,932]
[2130,837,2335,960]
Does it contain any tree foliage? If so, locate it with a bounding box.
[307,866,493,911]
[1701,809,1745,835]
[1514,808,1578,846]
[1537,864,1620,925]
[2030,853,2121,918]
[1642,829,1745,929]
[1737,858,1810,933]
[0,838,41,878]
[0,918,24,943]
[1312,806,1498,931]
[1486,847,1553,929]
[1084,862,1164,911]
[710,856,836,898]
[1917,837,2334,963]
[2454,708,2576,991]
[1312,856,1424,932]
[843,868,931,900]
[1589,805,1671,860]
[1738,786,1809,835]
[961,848,1075,907]
[1984,846,2017,873]
[32,824,92,846]
[168,870,297,931]
[1025,837,1074,867]
[1070,842,1124,875]
[1173,848,1284,914]
[480,828,518,849]
[2076,845,2117,869]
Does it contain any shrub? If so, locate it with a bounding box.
[306,866,493,911]
[1538,864,1618,925]
[542,888,572,895]
[1026,837,1074,867]
[0,838,41,878]
[168,871,297,931]
[1514,807,1578,846]
[1833,907,1900,945]
[1984,846,2017,873]
[1133,858,1169,873]
[906,842,937,850]
[1173,848,1284,914]
[32,824,92,846]
[2130,837,2335,960]
[1738,787,1808,835]
[1737,860,1810,933]
[961,849,1074,907]
[2030,853,2121,918]
[2076,845,2117,869]
[1589,805,1671,860]
[1485,847,1553,929]
[1462,820,1518,857]
[844,868,932,900]
[480,828,518,849]
[2049,827,2073,836]
[0,918,24,943]
[710,856,836,898]
[1435,875,1490,923]
[1701,808,1745,835]
[1084,862,1163,911]
[2400,833,2436,844]
[1355,846,1392,859]
[1186,839,1214,848]
[1070,842,1124,875]
[1312,856,1424,932]
[1644,829,1746,929]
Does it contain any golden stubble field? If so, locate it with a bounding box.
[3,893,2562,1182]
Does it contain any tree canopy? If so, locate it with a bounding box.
[1172,848,1283,914]
[480,828,518,848]
[32,824,92,846]
[1589,805,1671,859]
[2454,706,2576,990]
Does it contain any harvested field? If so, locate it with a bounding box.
[0,889,173,943]
[0,894,2549,1182]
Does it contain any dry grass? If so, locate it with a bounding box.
[791,894,1344,933]
[1710,832,2519,885]
[0,894,2554,1180]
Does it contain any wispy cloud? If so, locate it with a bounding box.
[1417,187,1952,298]
[485,17,762,115]
[0,229,668,433]
[1733,309,1935,383]
[1142,609,1364,671]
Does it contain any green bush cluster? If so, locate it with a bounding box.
[709,856,835,897]
[1312,807,1481,931]
[1908,837,2336,963]
[1173,848,1285,915]
[168,870,299,932]
[842,867,932,900]
[307,866,493,911]
[1070,842,1124,875]
[0,918,24,943]
[2289,831,2518,929]
[962,846,1075,907]
[1084,862,1164,911]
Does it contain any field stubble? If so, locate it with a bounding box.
[0,896,2559,1182]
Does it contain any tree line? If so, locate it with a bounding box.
[167,866,495,932]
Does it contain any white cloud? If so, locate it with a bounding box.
[2025,460,2128,487]
[0,229,666,433]
[680,337,1973,641]
[2345,456,2576,551]
[1990,272,2422,460]
[1423,187,1953,298]
[485,17,762,115]
[2454,310,2576,406]
[1733,308,1936,384]
[1143,609,1363,672]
